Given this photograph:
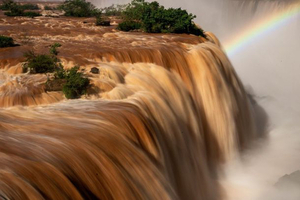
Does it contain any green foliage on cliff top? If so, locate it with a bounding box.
[117,0,206,37]
[59,0,100,17]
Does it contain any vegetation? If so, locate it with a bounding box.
[59,0,100,17]
[49,43,62,56]
[23,51,58,73]
[0,35,15,48]
[5,11,42,18]
[62,66,90,99]
[118,21,141,32]
[23,43,62,74]
[117,0,205,37]
[20,4,39,10]
[22,43,90,99]
[3,1,24,16]
[0,0,38,10]
[100,4,126,16]
[2,1,41,17]
[0,0,14,10]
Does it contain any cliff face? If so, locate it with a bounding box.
[0,13,259,200]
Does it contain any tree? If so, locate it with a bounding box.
[59,0,100,17]
[0,0,15,10]
[2,1,41,17]
[117,0,206,37]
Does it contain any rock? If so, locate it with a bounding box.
[45,79,66,91]
[90,67,99,74]
[273,170,300,199]
[96,21,110,26]
[275,170,300,188]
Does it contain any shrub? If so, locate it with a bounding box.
[23,51,58,73]
[62,66,90,99]
[23,11,42,18]
[54,67,67,79]
[0,0,15,10]
[0,35,14,48]
[59,0,100,17]
[118,0,206,37]
[23,43,62,73]
[20,4,39,10]
[118,21,141,32]
[122,0,145,21]
[4,2,24,16]
[49,43,62,56]
[3,2,41,17]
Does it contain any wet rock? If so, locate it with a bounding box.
[272,170,300,199]
[96,21,110,26]
[90,67,99,74]
[45,79,66,91]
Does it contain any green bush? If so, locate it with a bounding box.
[23,43,62,73]
[118,0,206,37]
[118,21,141,32]
[0,35,14,48]
[23,11,42,18]
[0,0,15,10]
[20,4,39,10]
[54,67,67,79]
[62,66,90,99]
[3,2,41,17]
[23,51,58,73]
[59,0,100,17]
[4,2,24,16]
[49,43,62,56]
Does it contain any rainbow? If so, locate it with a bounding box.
[224,2,300,57]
